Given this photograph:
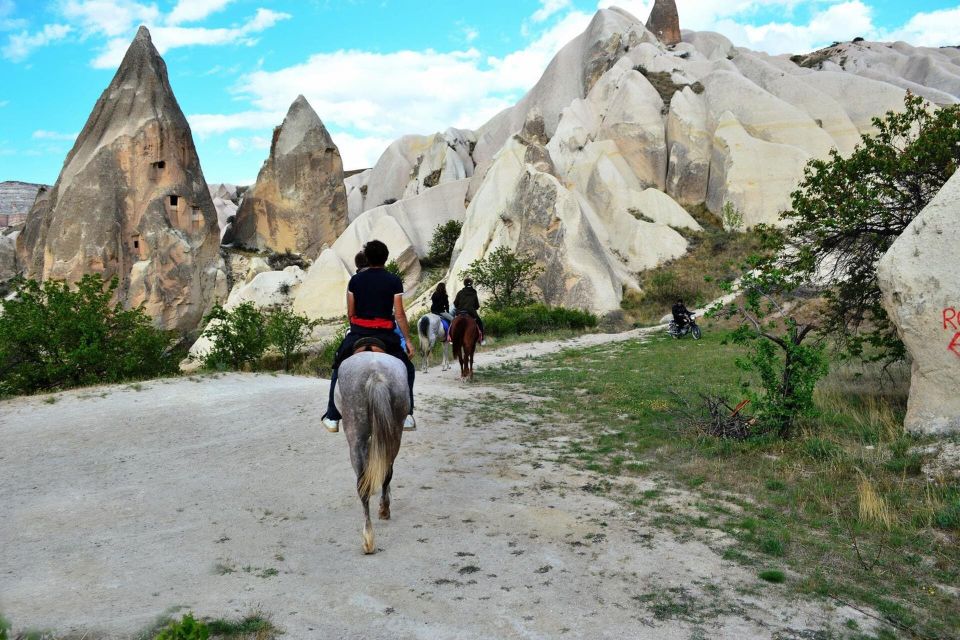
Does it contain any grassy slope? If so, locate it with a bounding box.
[479,329,960,639]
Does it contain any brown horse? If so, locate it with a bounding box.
[334,349,409,554]
[450,313,479,381]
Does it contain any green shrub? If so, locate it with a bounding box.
[758,569,786,583]
[0,614,9,640]
[154,613,209,640]
[483,305,597,337]
[466,247,543,310]
[423,220,463,267]
[201,302,269,370]
[265,306,319,372]
[933,492,960,531]
[385,260,403,278]
[0,275,177,396]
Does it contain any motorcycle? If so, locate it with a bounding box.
[668,314,702,340]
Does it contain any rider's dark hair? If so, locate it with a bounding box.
[436,282,446,295]
[676,299,684,305]
[363,240,389,267]
[464,277,473,286]
[354,250,369,271]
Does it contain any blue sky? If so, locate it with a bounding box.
[1,0,958,185]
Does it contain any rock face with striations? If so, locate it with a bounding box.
[16,26,224,332]
[645,0,681,47]
[877,171,960,436]
[232,95,347,258]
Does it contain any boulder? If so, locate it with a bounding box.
[449,133,623,313]
[877,171,960,435]
[364,179,469,258]
[331,209,421,287]
[645,0,680,47]
[15,26,224,333]
[796,71,906,135]
[244,256,272,283]
[232,95,347,258]
[665,87,711,204]
[345,169,371,222]
[707,111,810,227]
[292,248,352,320]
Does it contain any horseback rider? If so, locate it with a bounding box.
[672,298,693,328]
[453,277,485,345]
[322,240,416,433]
[431,282,454,324]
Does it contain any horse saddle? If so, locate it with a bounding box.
[440,317,451,341]
[352,337,387,355]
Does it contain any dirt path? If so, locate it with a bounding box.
[0,330,868,639]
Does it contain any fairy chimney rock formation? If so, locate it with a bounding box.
[646,0,681,46]
[16,26,224,332]
[232,95,347,258]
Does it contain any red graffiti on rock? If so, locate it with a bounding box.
[945,307,959,330]
[950,333,960,358]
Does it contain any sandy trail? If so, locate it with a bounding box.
[0,329,866,638]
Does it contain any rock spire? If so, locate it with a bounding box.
[646,0,681,46]
[16,25,225,332]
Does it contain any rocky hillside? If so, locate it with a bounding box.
[0,181,47,226]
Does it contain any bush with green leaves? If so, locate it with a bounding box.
[483,305,597,337]
[465,247,543,310]
[779,92,960,363]
[424,220,463,267]
[385,260,403,278]
[715,258,829,439]
[265,306,319,371]
[200,302,269,370]
[154,613,209,640]
[0,274,176,396]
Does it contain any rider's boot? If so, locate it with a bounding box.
[322,416,340,433]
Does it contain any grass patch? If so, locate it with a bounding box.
[758,569,786,583]
[622,207,764,326]
[478,331,960,638]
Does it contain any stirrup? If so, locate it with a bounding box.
[403,415,417,431]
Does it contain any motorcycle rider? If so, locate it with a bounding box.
[672,299,693,329]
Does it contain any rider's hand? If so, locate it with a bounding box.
[405,341,414,357]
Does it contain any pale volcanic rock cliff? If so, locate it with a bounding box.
[16,26,224,332]
[232,95,347,258]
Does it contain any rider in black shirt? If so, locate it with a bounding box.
[672,299,692,328]
[322,240,416,433]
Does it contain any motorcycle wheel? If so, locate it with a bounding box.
[692,325,702,340]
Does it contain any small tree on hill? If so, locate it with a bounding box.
[265,306,319,372]
[780,92,960,363]
[385,260,403,279]
[466,247,543,310]
[201,302,268,370]
[425,220,463,267]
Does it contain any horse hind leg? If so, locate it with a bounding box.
[379,465,394,520]
[358,478,376,554]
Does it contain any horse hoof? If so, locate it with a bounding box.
[362,529,376,554]
[379,508,391,520]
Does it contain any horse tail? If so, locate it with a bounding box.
[418,315,431,353]
[451,317,463,360]
[358,372,396,499]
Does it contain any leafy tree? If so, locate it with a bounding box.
[265,306,319,371]
[780,92,960,363]
[424,220,463,266]
[714,253,829,439]
[201,302,268,370]
[0,275,176,396]
[466,247,543,310]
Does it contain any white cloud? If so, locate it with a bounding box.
[188,110,286,137]
[330,132,395,170]
[90,7,291,68]
[225,134,270,154]
[532,0,572,23]
[0,0,27,31]
[2,23,72,62]
[0,100,8,107]
[167,0,233,26]
[32,129,78,140]
[62,0,160,38]
[889,6,960,48]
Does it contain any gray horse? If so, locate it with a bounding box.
[416,313,451,373]
[334,350,410,554]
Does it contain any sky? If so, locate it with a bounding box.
[0,0,958,185]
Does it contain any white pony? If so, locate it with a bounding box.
[416,313,451,372]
